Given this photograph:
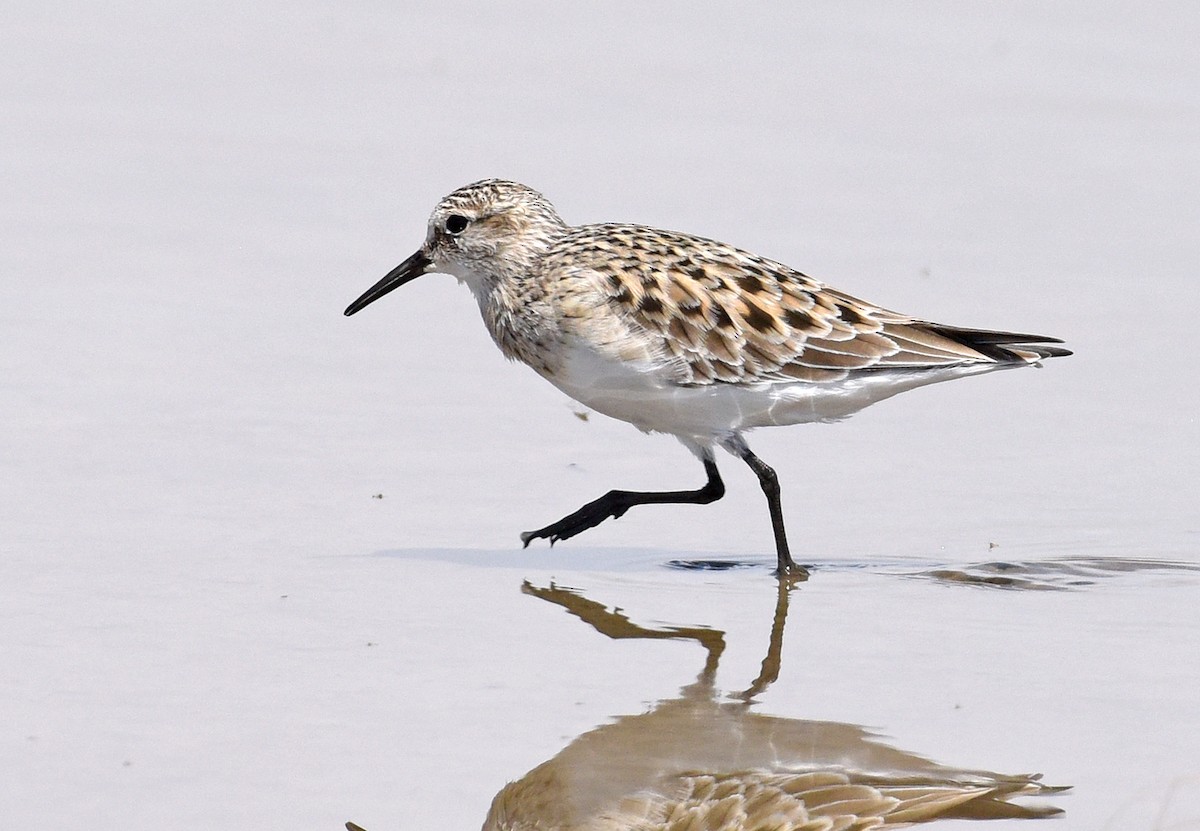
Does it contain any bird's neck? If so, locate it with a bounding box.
[465,265,565,378]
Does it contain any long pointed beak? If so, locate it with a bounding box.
[344,250,433,316]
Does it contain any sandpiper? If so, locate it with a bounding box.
[345,180,1069,575]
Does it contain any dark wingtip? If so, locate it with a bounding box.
[924,325,1072,362]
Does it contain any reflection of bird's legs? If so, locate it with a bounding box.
[738,575,795,701]
[521,581,726,680]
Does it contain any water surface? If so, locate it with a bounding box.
[3,2,1198,829]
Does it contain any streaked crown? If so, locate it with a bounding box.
[421,180,568,286]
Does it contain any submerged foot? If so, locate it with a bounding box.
[775,558,810,580]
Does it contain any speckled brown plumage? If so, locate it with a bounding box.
[537,222,1067,388]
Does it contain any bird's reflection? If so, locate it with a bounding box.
[480,578,1065,830]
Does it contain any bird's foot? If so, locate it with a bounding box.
[520,491,632,548]
[773,554,810,581]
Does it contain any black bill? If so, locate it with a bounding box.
[344,249,433,316]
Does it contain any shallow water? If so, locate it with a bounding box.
[3,2,1199,829]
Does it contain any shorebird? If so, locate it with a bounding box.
[344,180,1069,574]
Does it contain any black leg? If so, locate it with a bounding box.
[727,439,806,577]
[521,456,725,547]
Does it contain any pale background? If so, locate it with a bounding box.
[3,3,1198,829]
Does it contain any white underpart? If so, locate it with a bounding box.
[549,338,1007,447]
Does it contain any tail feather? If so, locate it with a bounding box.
[921,324,1072,363]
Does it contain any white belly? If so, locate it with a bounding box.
[544,341,1004,444]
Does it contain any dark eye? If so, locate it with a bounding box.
[445,214,469,235]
